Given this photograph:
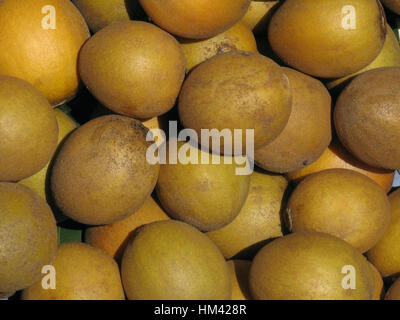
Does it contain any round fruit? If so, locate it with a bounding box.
[79,21,186,119]
[0,183,57,293]
[51,115,159,225]
[206,171,287,259]
[0,75,59,182]
[139,0,251,39]
[249,232,375,300]
[380,0,400,14]
[241,0,279,34]
[121,220,232,300]
[367,189,400,277]
[19,109,78,200]
[156,141,250,232]
[178,51,292,154]
[0,0,90,106]
[334,67,400,170]
[385,277,400,300]
[85,196,170,261]
[286,139,395,193]
[228,260,252,300]
[287,169,391,253]
[268,0,386,78]
[22,242,125,300]
[180,21,257,72]
[326,25,400,91]
[255,67,331,173]
[369,262,384,300]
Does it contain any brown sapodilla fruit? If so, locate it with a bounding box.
[0,0,90,106]
[51,115,159,225]
[79,21,186,119]
[139,0,251,39]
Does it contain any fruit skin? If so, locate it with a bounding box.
[287,169,391,253]
[241,0,279,34]
[380,0,400,14]
[22,242,125,300]
[139,0,251,39]
[79,21,185,119]
[206,171,287,259]
[228,260,252,300]
[249,232,375,300]
[85,196,170,261]
[268,0,386,78]
[385,277,400,300]
[286,139,395,193]
[334,67,400,170]
[180,21,258,72]
[369,262,384,300]
[255,67,331,173]
[178,51,292,154]
[0,0,90,106]
[19,109,78,200]
[156,141,250,232]
[367,189,400,277]
[326,25,400,91]
[121,220,232,300]
[0,75,59,182]
[0,183,57,293]
[51,115,159,225]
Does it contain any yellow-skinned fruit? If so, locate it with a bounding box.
[228,260,252,300]
[241,0,279,34]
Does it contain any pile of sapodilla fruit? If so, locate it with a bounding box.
[0,0,400,301]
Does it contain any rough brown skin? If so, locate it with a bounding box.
[0,183,57,293]
[255,67,332,173]
[179,21,258,72]
[380,0,400,14]
[206,171,287,259]
[367,189,400,277]
[334,67,400,170]
[85,196,170,262]
[287,169,391,253]
[178,51,292,155]
[121,220,232,300]
[249,232,376,300]
[139,0,251,39]
[79,21,186,119]
[268,0,386,78]
[22,242,125,300]
[156,141,250,232]
[385,277,400,300]
[286,139,395,193]
[50,115,160,225]
[228,260,252,300]
[241,0,280,34]
[0,75,59,182]
[0,0,90,106]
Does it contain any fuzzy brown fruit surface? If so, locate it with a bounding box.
[334,67,400,170]
[79,21,185,119]
[249,232,375,300]
[255,67,331,173]
[139,0,251,39]
[179,51,292,155]
[268,0,386,78]
[51,115,159,225]
[121,220,232,300]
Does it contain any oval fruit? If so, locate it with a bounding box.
[369,262,384,300]
[249,232,375,300]
[255,67,331,173]
[287,169,391,253]
[385,277,400,300]
[334,67,400,170]
[241,0,279,34]
[121,220,232,300]
[139,0,251,39]
[268,0,386,78]
[0,0,90,106]
[51,115,159,225]
[381,0,400,14]
[179,51,292,154]
[79,21,186,119]
[22,242,125,300]
[0,183,57,293]
[0,75,58,182]
[228,260,252,300]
